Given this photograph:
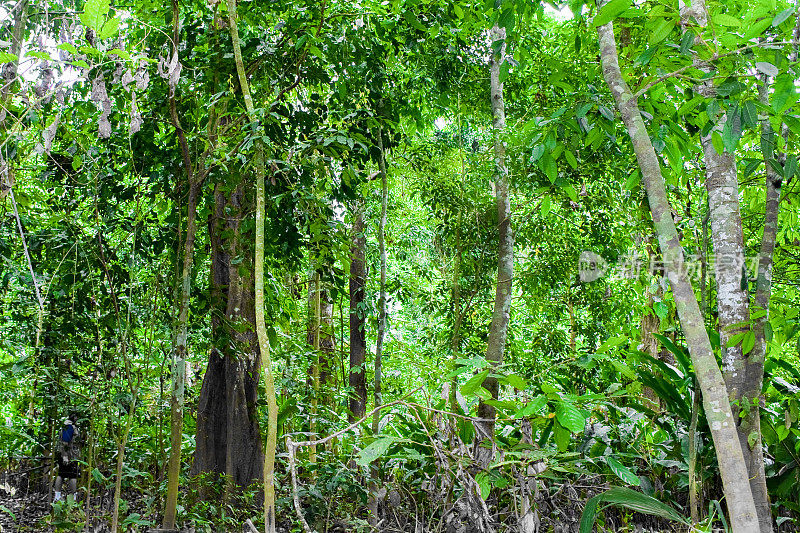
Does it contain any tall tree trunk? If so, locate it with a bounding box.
[308,269,321,465]
[348,203,367,422]
[0,0,27,112]
[226,1,276,529]
[193,182,229,481]
[475,23,513,469]
[194,186,265,496]
[449,221,463,415]
[367,120,390,528]
[596,17,758,531]
[372,123,388,436]
[163,0,199,525]
[681,0,772,526]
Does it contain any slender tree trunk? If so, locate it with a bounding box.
[367,120,390,528]
[475,23,513,469]
[348,203,367,422]
[449,222,463,415]
[308,270,321,465]
[163,0,199,525]
[0,0,27,112]
[372,123,388,436]
[596,18,758,531]
[226,1,276,529]
[111,395,137,533]
[687,382,701,524]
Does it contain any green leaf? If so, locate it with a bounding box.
[461,369,490,396]
[742,100,758,129]
[744,18,772,40]
[576,102,593,117]
[726,331,748,348]
[80,0,111,30]
[562,184,578,202]
[755,62,779,77]
[596,335,626,353]
[453,4,464,19]
[475,471,491,500]
[97,17,120,40]
[593,0,633,27]
[742,331,755,355]
[498,8,515,33]
[555,401,585,432]
[516,395,548,417]
[606,457,640,486]
[679,30,694,55]
[540,196,551,217]
[27,50,51,61]
[579,488,689,533]
[402,10,427,32]
[108,48,130,59]
[0,52,17,63]
[772,7,795,27]
[711,131,724,154]
[499,60,511,84]
[564,150,578,170]
[540,152,557,183]
[356,436,398,466]
[712,13,741,27]
[654,302,668,320]
[784,154,798,180]
[554,421,571,451]
[504,373,527,390]
[648,19,676,45]
[773,73,797,112]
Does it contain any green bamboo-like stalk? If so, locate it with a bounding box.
[225,1,277,530]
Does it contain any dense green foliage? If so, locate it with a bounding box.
[1,0,799,531]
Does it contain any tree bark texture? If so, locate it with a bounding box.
[682,0,773,525]
[163,0,200,524]
[348,203,367,422]
[194,182,264,491]
[596,19,758,532]
[225,2,277,528]
[475,23,513,469]
[0,0,28,113]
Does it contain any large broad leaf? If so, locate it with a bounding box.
[515,395,548,418]
[461,369,490,396]
[579,488,689,533]
[356,436,398,467]
[605,456,640,486]
[555,401,585,432]
[593,0,633,27]
[652,333,691,374]
[80,0,110,30]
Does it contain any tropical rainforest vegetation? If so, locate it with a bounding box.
[1,0,799,531]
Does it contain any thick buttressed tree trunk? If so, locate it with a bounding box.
[194,181,264,491]
[193,182,229,480]
[596,16,758,531]
[475,23,513,469]
[348,203,367,422]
